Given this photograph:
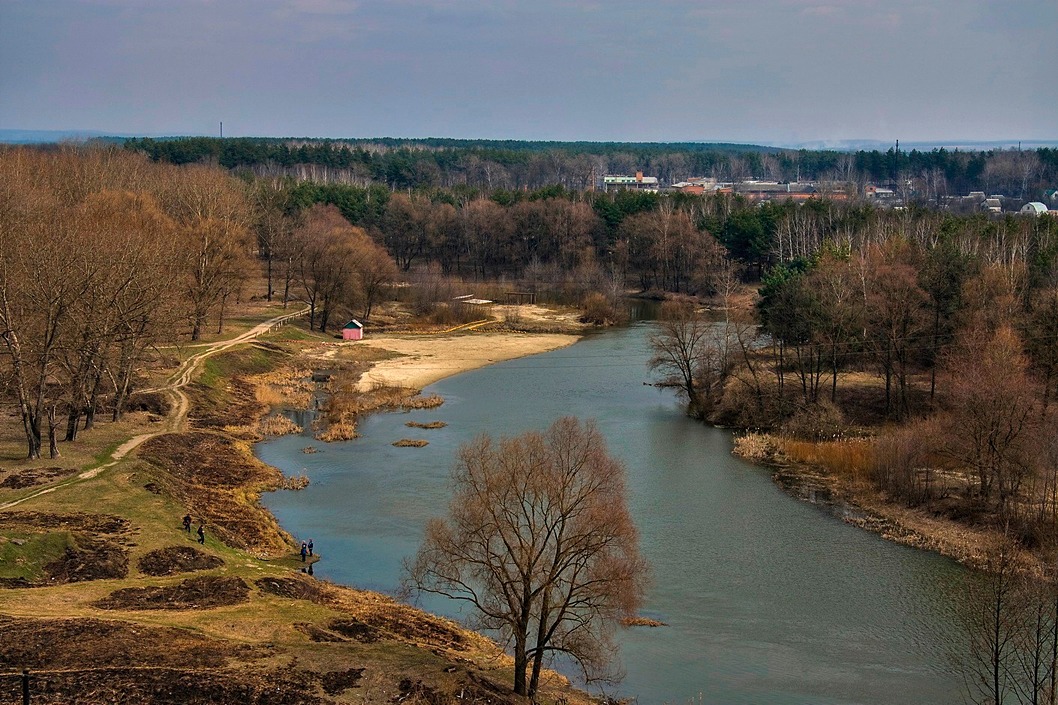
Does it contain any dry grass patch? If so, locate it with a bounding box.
[732,433,777,462]
[777,436,875,488]
[621,616,667,627]
[405,421,447,429]
[282,473,310,490]
[258,414,303,437]
[315,420,357,442]
[250,367,314,410]
[392,439,429,448]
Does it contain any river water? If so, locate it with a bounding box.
[259,323,966,705]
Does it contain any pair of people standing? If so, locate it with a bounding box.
[300,539,314,561]
[183,513,205,544]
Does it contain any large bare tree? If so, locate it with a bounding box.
[407,417,647,698]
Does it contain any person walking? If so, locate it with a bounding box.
[197,524,205,544]
[300,542,308,562]
[183,514,192,533]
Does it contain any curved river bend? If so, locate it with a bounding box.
[260,324,965,705]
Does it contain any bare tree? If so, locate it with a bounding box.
[406,417,647,698]
[943,325,1039,512]
[158,165,254,340]
[649,301,734,419]
[957,533,1026,705]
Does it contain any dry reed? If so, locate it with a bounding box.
[732,433,776,462]
[282,473,310,490]
[776,436,875,487]
[258,414,303,437]
[316,420,357,442]
[405,421,447,429]
[393,439,429,447]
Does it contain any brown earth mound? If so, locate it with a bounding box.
[0,615,235,669]
[320,667,365,695]
[0,667,325,705]
[141,432,269,489]
[322,608,467,650]
[0,512,131,535]
[326,618,382,643]
[94,575,250,611]
[391,675,515,705]
[361,610,467,651]
[138,432,289,555]
[0,467,73,490]
[186,375,264,431]
[43,535,128,583]
[0,512,131,587]
[138,546,225,576]
[294,622,347,643]
[255,576,333,604]
[123,390,172,416]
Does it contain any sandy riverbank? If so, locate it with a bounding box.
[353,332,581,392]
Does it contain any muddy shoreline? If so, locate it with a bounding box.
[758,453,998,570]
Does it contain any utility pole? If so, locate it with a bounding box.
[220,121,223,139]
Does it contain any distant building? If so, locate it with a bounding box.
[866,185,898,201]
[982,198,1003,213]
[1020,202,1050,216]
[604,172,659,193]
[670,177,719,195]
[341,319,364,341]
[735,181,845,202]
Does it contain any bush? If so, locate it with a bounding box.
[579,292,616,326]
[780,399,848,441]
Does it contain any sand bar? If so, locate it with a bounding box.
[354,332,580,391]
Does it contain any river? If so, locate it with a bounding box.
[259,323,966,705]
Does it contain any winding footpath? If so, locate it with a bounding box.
[0,308,307,510]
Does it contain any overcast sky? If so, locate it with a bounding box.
[1,0,1055,144]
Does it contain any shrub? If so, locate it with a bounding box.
[780,399,848,441]
[579,292,616,326]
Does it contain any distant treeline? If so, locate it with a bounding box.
[124,136,1058,199]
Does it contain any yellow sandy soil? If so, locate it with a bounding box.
[353,332,581,391]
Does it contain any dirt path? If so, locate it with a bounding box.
[0,309,307,509]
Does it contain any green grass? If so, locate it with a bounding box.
[200,345,290,385]
[0,531,75,581]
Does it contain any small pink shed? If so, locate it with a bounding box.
[341,319,364,341]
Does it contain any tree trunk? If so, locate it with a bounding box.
[217,293,227,335]
[85,369,103,430]
[23,410,42,460]
[48,404,61,459]
[266,253,274,302]
[65,407,81,442]
[528,594,551,697]
[512,635,528,697]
